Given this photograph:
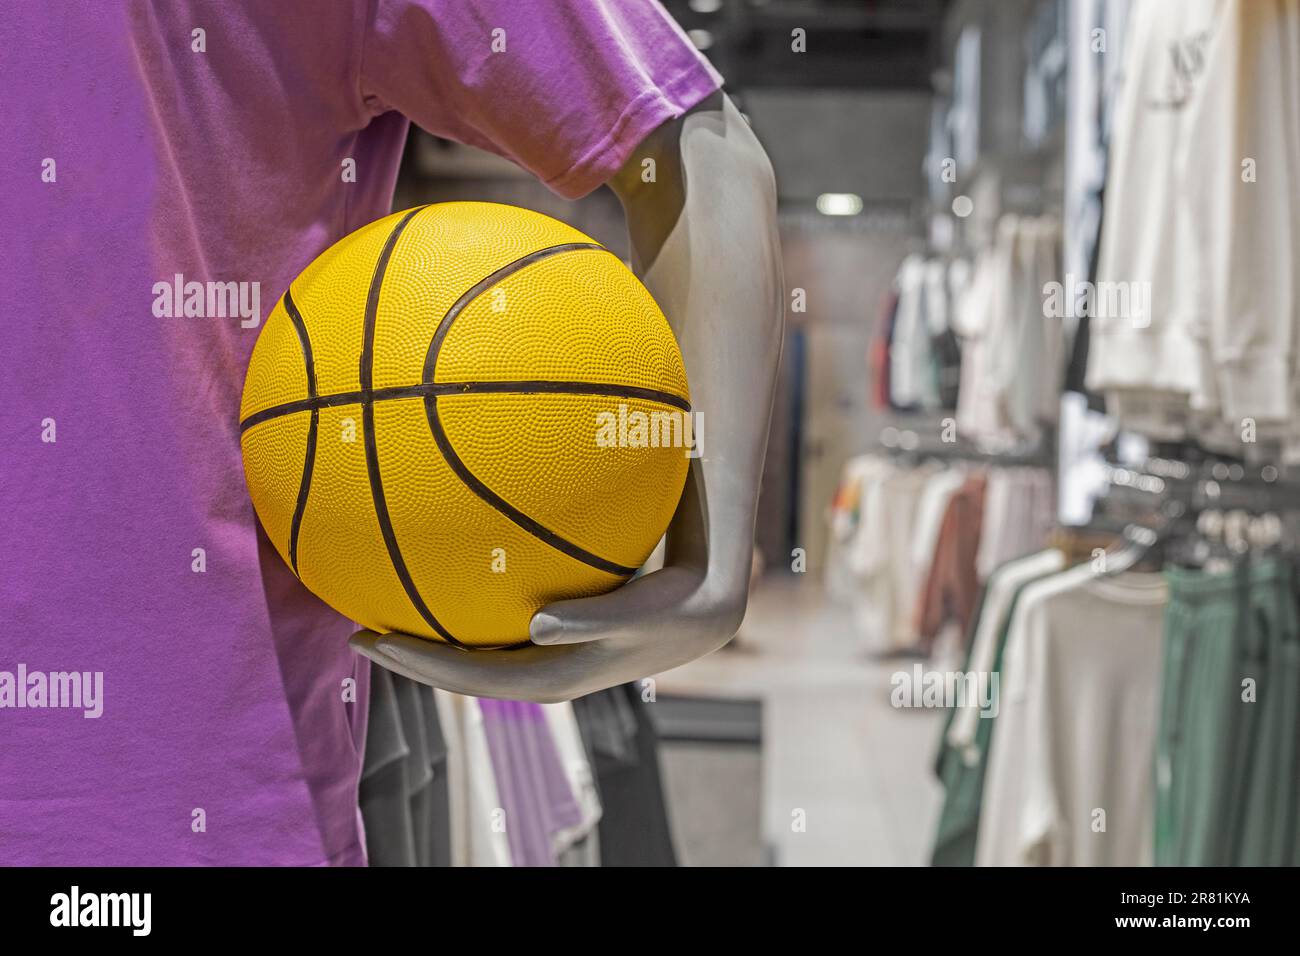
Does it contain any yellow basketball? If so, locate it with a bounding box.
[240,202,690,648]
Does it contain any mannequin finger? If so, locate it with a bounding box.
[529,565,704,645]
[349,631,458,687]
[364,630,591,702]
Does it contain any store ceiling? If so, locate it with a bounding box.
[413,0,948,207]
[743,88,931,204]
[668,0,949,205]
[663,0,950,91]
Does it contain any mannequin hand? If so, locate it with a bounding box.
[350,469,744,703]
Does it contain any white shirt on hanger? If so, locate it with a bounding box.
[433,691,513,867]
[911,466,968,584]
[948,547,1066,755]
[890,255,937,409]
[1179,0,1300,427]
[975,566,1167,866]
[541,701,603,855]
[1085,0,1221,430]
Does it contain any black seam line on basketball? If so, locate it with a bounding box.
[360,207,467,648]
[422,242,614,383]
[417,241,646,576]
[288,407,319,576]
[239,380,692,433]
[423,394,639,578]
[283,287,317,399]
[361,206,428,393]
[414,380,689,410]
[282,287,318,576]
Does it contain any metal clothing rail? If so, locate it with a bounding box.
[1091,453,1300,568]
[878,425,1054,469]
[1102,456,1300,514]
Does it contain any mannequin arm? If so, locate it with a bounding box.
[350,92,784,702]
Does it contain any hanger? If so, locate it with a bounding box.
[1048,526,1118,565]
[1099,499,1187,576]
[1100,523,1161,576]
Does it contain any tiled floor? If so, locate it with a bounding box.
[656,573,945,866]
[659,743,765,867]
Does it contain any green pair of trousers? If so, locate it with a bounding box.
[1156,558,1300,866]
[930,576,1045,866]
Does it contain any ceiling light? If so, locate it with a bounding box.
[687,29,714,50]
[816,193,863,216]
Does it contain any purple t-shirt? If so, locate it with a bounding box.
[1,1,719,865]
[479,700,585,867]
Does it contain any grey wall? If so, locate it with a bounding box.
[744,89,931,205]
[765,221,913,574]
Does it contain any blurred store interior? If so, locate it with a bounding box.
[386,0,1300,866]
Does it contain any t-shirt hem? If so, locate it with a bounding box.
[543,62,723,200]
[1085,327,1203,395]
[1217,351,1291,423]
[310,838,368,867]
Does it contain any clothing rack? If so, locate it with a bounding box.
[878,425,1054,469]
[1089,455,1300,566]
[1101,456,1300,515]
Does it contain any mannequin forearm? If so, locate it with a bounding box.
[613,93,784,590]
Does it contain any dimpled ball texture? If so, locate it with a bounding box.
[239,202,691,648]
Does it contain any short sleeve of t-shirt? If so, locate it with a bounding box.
[359,0,724,198]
